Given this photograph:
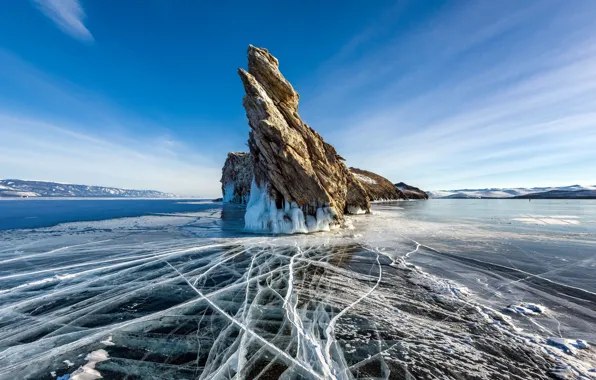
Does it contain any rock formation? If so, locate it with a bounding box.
[220,152,429,210]
[221,152,253,204]
[350,167,401,201]
[238,45,370,233]
[395,182,429,199]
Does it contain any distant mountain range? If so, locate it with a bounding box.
[427,185,596,199]
[0,179,177,198]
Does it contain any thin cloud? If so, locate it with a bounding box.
[33,0,93,42]
[299,1,596,190]
[0,114,221,197]
[0,50,222,197]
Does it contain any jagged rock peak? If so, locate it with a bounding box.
[246,45,299,108]
[221,152,253,204]
[238,45,370,233]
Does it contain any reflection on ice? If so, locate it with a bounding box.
[0,203,595,379]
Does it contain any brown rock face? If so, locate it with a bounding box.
[349,168,429,201]
[221,152,253,204]
[395,182,429,199]
[238,45,369,231]
[350,168,401,201]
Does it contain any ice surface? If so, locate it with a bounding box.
[0,200,595,379]
[512,216,581,225]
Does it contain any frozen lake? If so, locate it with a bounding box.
[0,198,218,230]
[0,199,594,379]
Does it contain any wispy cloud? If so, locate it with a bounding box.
[33,0,93,42]
[0,114,221,197]
[0,50,222,197]
[300,1,596,190]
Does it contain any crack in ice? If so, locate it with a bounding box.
[164,261,326,380]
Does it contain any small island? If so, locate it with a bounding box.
[220,46,428,234]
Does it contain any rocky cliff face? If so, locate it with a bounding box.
[395,182,429,199]
[349,168,401,201]
[221,152,253,204]
[220,151,428,212]
[238,45,370,233]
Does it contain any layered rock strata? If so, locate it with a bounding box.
[221,152,253,204]
[238,45,370,233]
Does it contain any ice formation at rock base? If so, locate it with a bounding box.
[219,151,428,231]
[228,46,434,233]
[244,179,337,233]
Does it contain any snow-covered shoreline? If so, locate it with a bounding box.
[428,184,596,199]
[0,179,178,198]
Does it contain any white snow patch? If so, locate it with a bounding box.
[100,336,115,346]
[409,269,470,298]
[506,303,546,315]
[0,273,78,294]
[69,349,110,380]
[387,255,470,300]
[353,173,377,185]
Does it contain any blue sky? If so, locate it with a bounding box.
[1,0,595,196]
